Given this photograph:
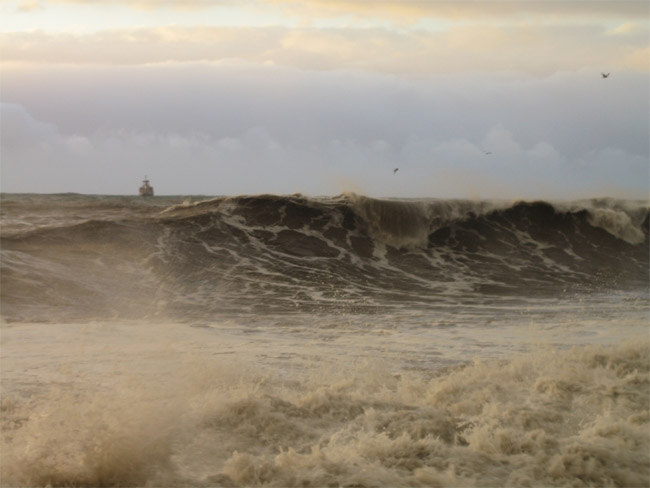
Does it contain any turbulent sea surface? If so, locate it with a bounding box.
[1,192,648,487]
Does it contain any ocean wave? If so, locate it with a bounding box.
[1,194,648,322]
[160,193,649,245]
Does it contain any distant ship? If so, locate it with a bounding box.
[139,177,154,197]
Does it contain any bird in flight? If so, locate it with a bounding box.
[484,151,492,155]
[601,73,610,78]
[393,168,399,174]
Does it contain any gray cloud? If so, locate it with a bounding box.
[2,63,647,198]
[1,103,58,147]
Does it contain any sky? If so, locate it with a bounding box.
[1,0,648,199]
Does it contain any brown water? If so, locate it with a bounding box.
[1,193,648,487]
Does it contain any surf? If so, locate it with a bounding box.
[1,193,648,322]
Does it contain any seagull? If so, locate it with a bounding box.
[393,168,399,174]
[484,151,492,155]
[601,73,610,78]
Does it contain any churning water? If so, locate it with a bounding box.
[1,193,648,487]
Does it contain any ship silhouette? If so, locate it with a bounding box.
[139,176,154,196]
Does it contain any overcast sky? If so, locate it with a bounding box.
[1,0,648,199]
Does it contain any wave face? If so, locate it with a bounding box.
[1,193,648,322]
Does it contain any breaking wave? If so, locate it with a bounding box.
[1,193,648,321]
[2,340,648,487]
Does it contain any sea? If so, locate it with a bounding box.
[0,192,648,487]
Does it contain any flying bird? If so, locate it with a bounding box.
[484,151,492,155]
[393,168,399,174]
[601,73,610,78]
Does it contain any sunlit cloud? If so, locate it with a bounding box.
[17,0,43,12]
[266,0,649,23]
[622,46,650,71]
[32,0,647,20]
[14,0,241,11]
[607,22,647,36]
[8,0,648,24]
[1,22,647,75]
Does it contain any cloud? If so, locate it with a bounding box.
[29,0,238,11]
[1,102,96,156]
[2,2,646,198]
[34,0,647,21]
[527,142,562,166]
[622,46,650,71]
[2,22,647,75]
[607,22,648,36]
[482,125,521,157]
[266,0,649,23]
[17,1,44,12]
[2,70,647,199]
[1,102,58,147]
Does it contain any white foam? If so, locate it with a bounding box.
[587,207,645,244]
[2,318,647,487]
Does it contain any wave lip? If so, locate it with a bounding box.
[586,207,646,244]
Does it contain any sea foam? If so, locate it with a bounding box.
[2,340,647,487]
